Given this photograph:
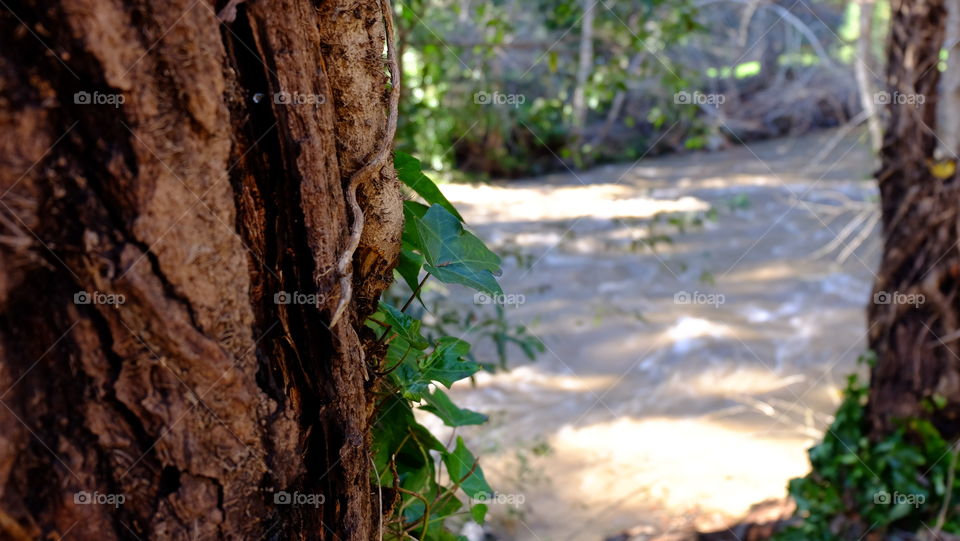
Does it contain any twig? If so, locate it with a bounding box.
[329,0,401,327]
[401,273,430,313]
[373,344,412,376]
[370,454,384,541]
[836,209,880,264]
[809,208,873,260]
[397,487,432,537]
[430,457,481,516]
[373,273,431,348]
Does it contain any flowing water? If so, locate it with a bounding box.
[418,130,879,540]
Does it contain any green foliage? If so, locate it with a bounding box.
[423,302,544,372]
[775,354,960,540]
[625,207,718,253]
[369,152,529,539]
[409,204,503,296]
[393,0,703,176]
[395,151,463,220]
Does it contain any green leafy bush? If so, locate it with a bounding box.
[776,355,960,540]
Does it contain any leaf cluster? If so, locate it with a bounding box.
[369,152,507,540]
[775,354,960,540]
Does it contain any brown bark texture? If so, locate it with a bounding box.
[868,0,960,436]
[0,0,402,539]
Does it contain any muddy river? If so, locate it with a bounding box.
[417,130,879,540]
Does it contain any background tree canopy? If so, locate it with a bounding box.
[395,0,882,177]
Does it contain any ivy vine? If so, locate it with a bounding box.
[368,151,506,540]
[775,354,960,540]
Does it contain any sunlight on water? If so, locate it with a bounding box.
[435,131,878,540]
[442,183,710,222]
[553,417,810,518]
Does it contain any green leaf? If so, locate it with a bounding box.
[421,388,487,427]
[470,503,488,524]
[369,302,428,350]
[395,246,425,296]
[390,337,478,401]
[411,205,502,296]
[395,151,463,221]
[404,472,463,530]
[371,394,444,486]
[443,437,492,499]
[421,337,480,388]
[888,501,913,521]
[401,463,434,498]
[402,200,430,249]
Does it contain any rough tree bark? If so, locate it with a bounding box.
[867,0,960,436]
[0,0,402,539]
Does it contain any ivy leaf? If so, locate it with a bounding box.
[395,245,425,296]
[411,205,502,296]
[443,437,493,499]
[421,388,487,427]
[402,200,430,252]
[368,302,428,350]
[371,395,444,486]
[470,503,488,524]
[421,337,480,388]
[403,200,429,236]
[391,338,478,401]
[395,151,463,221]
[401,463,434,499]
[404,467,463,529]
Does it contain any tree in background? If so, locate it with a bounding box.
[0,0,401,539]
[394,0,862,178]
[773,3,960,537]
[868,0,957,437]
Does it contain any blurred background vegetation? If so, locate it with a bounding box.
[394,0,887,179]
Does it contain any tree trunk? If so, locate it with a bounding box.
[939,0,960,154]
[0,1,402,540]
[855,0,882,152]
[571,0,595,133]
[867,0,958,437]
